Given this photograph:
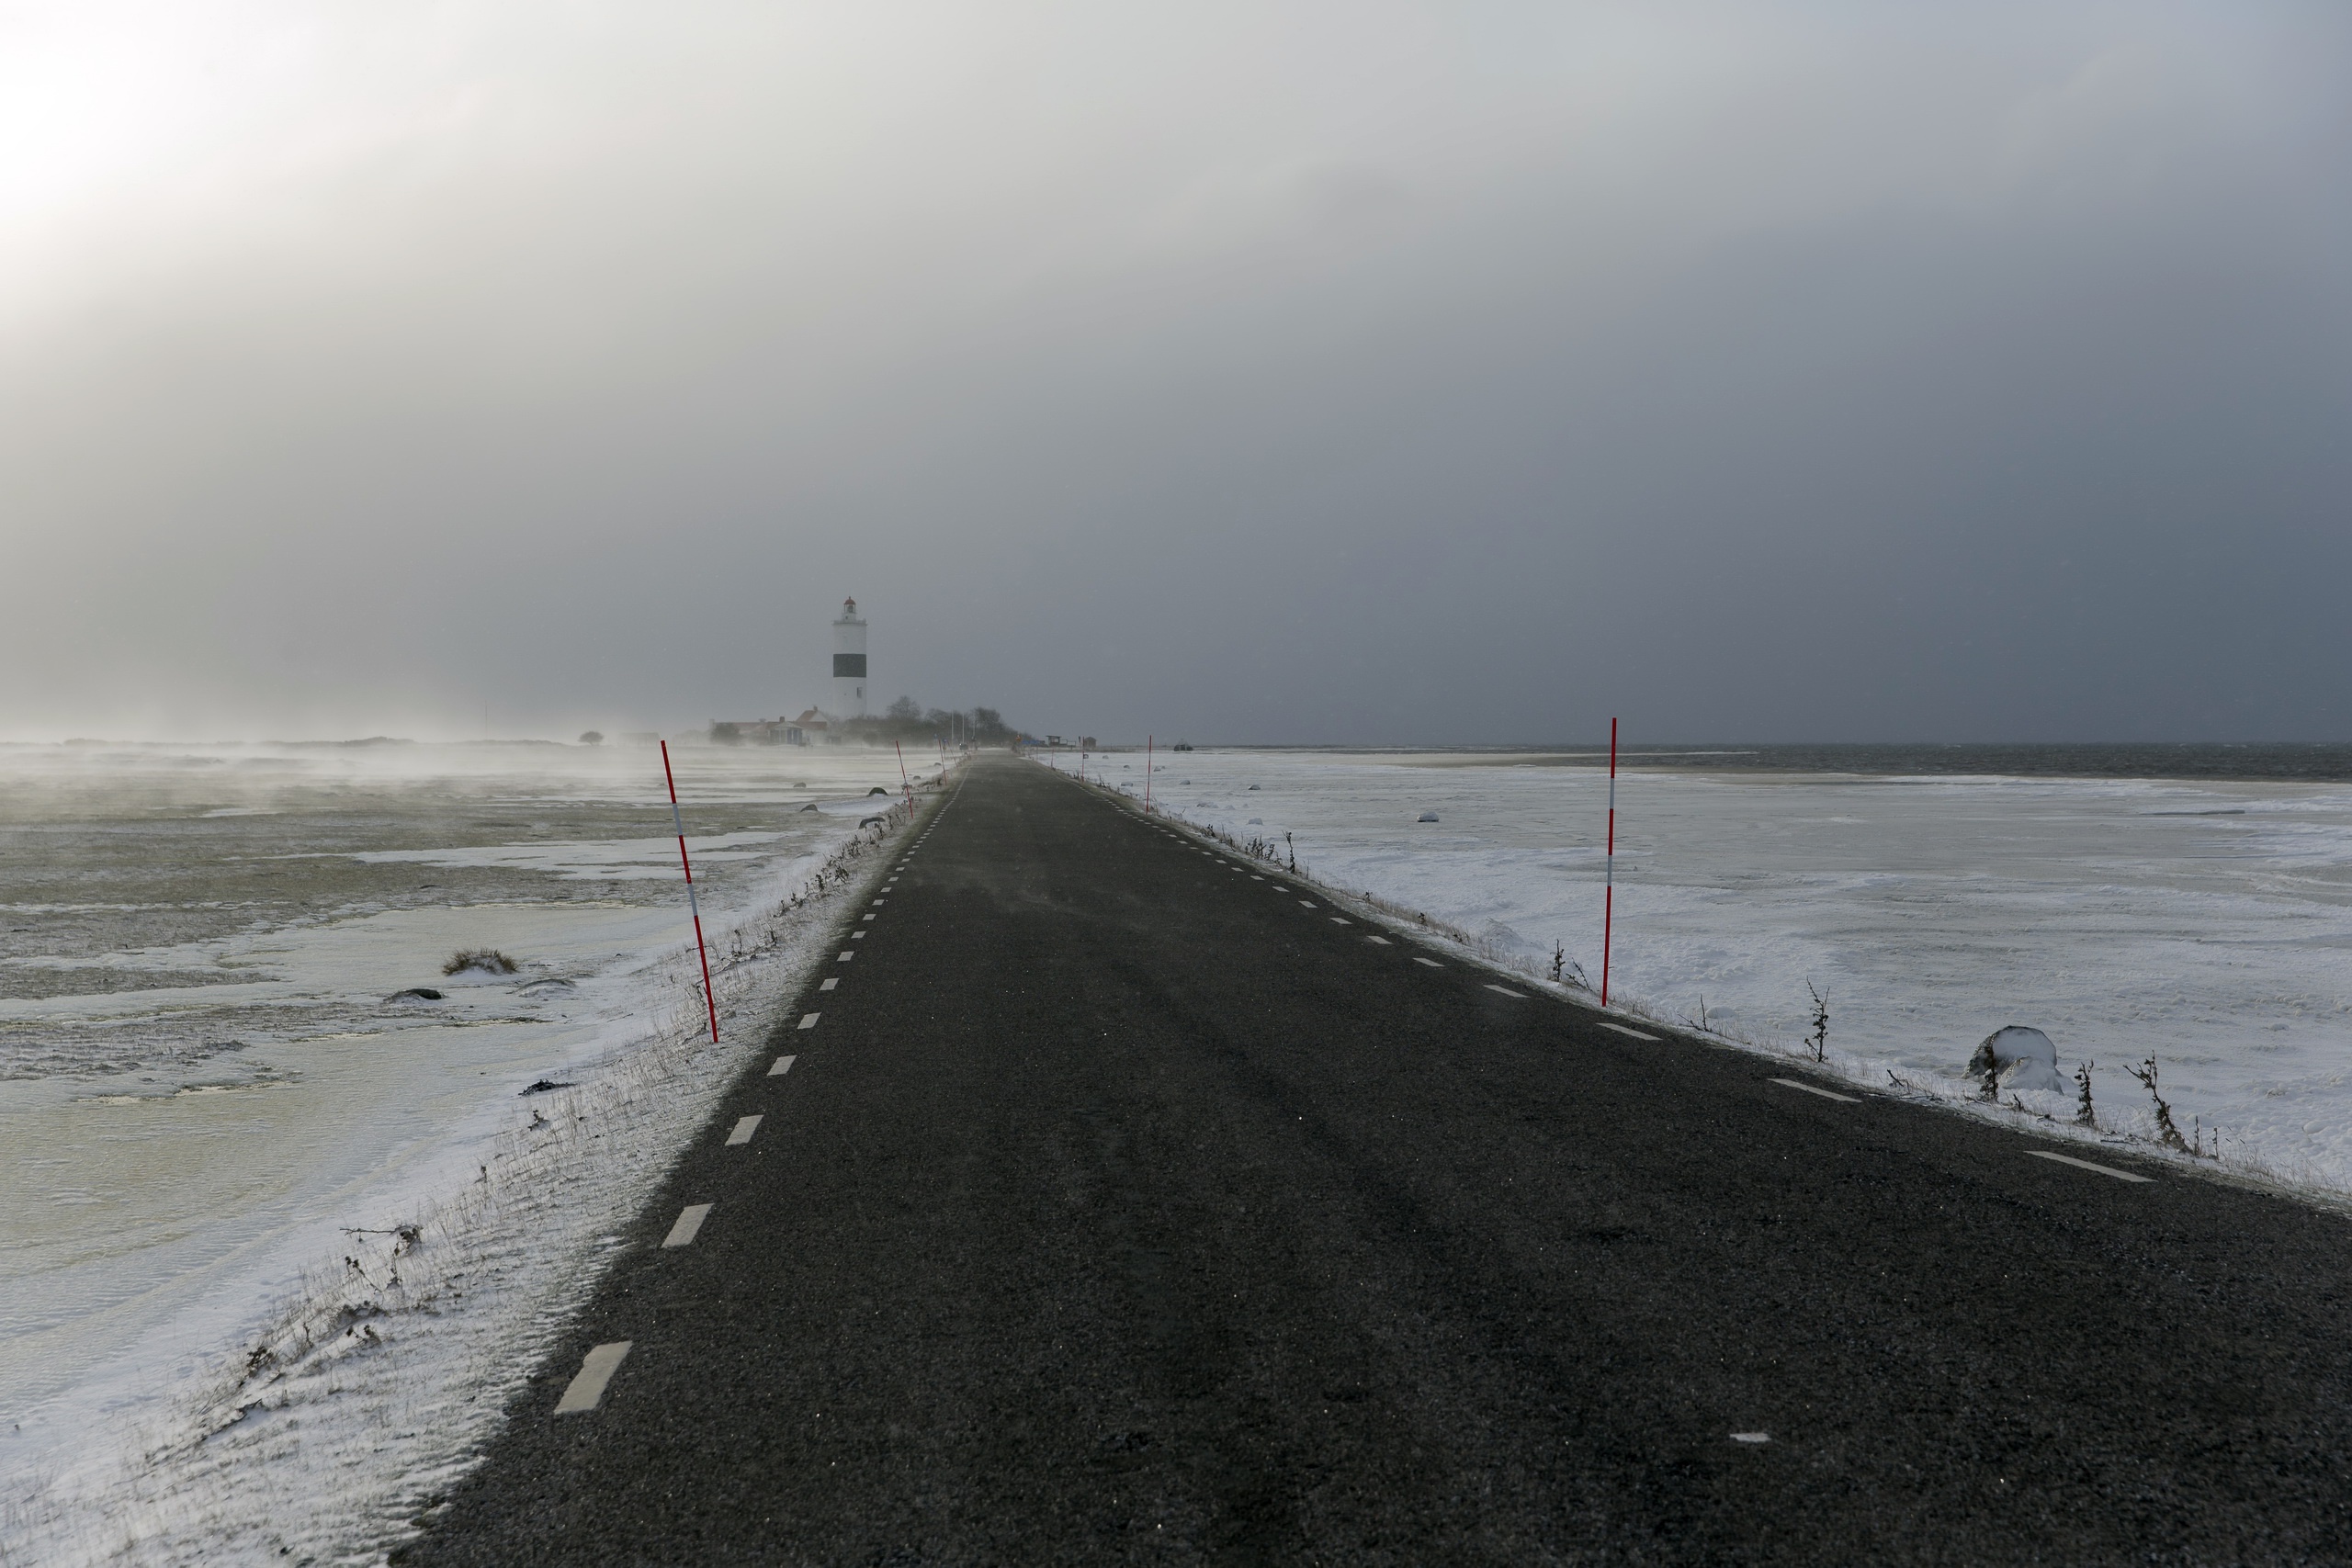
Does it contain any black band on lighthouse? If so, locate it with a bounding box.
[832,654,866,678]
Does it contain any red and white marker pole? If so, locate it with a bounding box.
[1601,716,1617,1009]
[661,740,720,1044]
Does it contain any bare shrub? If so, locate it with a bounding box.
[443,949,519,976]
[2124,1056,2193,1154]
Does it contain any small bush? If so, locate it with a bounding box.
[443,949,519,976]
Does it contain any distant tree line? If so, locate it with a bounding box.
[709,700,1017,748]
[845,698,1016,747]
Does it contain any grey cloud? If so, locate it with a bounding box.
[1,1,2346,742]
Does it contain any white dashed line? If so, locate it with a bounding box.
[1251,875,1264,881]
[1413,957,1442,968]
[851,931,865,940]
[2028,1149,2154,1182]
[662,1203,713,1247]
[798,1012,820,1029]
[554,1341,633,1415]
[1596,1021,1658,1041]
[838,952,854,962]
[820,977,838,991]
[726,1115,763,1145]
[1330,917,1351,926]
[1298,901,1317,909]
[1730,1431,1770,1445]
[1770,1077,1860,1104]
[1484,984,1526,998]
[768,1055,796,1076]
[871,898,886,906]
[861,913,876,921]
[1365,935,1391,945]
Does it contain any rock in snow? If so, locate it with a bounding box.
[1418,811,1440,823]
[1968,1025,2064,1094]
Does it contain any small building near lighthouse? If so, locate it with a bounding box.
[832,597,868,718]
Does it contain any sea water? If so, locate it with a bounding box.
[0,739,916,1484]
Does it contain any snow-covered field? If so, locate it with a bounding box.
[1074,749,2352,1195]
[0,739,944,1563]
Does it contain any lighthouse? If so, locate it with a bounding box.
[831,597,868,717]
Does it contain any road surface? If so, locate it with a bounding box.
[402,754,2352,1564]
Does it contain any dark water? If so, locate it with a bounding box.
[1358,743,2352,784]
[1632,744,2352,782]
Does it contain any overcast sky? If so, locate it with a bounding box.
[3,1,2346,744]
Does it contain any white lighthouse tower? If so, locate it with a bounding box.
[831,597,868,718]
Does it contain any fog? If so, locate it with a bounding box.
[3,1,2346,744]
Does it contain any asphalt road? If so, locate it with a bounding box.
[403,754,2352,1565]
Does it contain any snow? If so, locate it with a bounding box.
[1111,749,2352,1197]
[1969,1026,2064,1094]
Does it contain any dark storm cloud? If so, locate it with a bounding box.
[2,1,2346,741]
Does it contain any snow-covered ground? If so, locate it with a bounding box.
[0,740,947,1563]
[1071,749,2352,1195]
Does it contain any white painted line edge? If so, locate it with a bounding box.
[2027,1149,2154,1182]
[838,952,854,961]
[1330,917,1351,926]
[1596,1021,1659,1041]
[1413,957,1442,968]
[768,1055,797,1076]
[797,1012,820,1029]
[1730,1431,1770,1445]
[554,1341,633,1415]
[662,1203,713,1247]
[727,1114,763,1145]
[820,977,838,991]
[1484,984,1526,998]
[1365,935,1391,945]
[1770,1077,1860,1104]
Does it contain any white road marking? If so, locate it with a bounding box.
[838,952,854,961]
[872,898,886,906]
[1484,984,1526,998]
[861,913,876,921]
[662,1203,713,1247]
[851,931,865,939]
[1331,917,1351,925]
[1770,1077,1860,1104]
[727,1115,763,1145]
[554,1341,633,1415]
[1414,957,1442,968]
[798,1012,820,1029]
[1251,875,1265,881]
[2028,1149,2154,1182]
[1730,1432,1770,1445]
[768,1055,797,1076]
[1596,1021,1658,1041]
[1298,900,1317,909]
[820,977,838,991]
[1365,935,1391,945]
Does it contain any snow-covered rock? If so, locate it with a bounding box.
[1968,1026,2064,1094]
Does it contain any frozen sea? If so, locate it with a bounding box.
[1089,745,2352,1191]
[0,739,925,1523]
